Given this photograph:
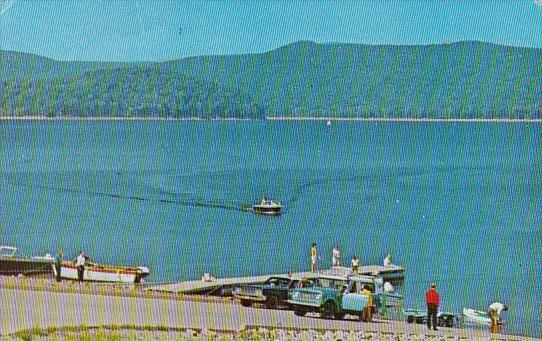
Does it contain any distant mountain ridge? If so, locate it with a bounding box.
[1,41,541,119]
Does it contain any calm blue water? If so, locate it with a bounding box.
[0,120,540,337]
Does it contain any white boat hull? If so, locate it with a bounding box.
[251,201,282,215]
[53,262,149,284]
[462,308,501,326]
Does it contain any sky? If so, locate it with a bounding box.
[0,0,541,61]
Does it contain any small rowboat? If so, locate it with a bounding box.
[462,307,503,326]
[252,198,282,215]
[53,261,150,284]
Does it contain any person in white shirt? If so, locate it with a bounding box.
[332,244,340,267]
[383,253,392,266]
[76,251,86,282]
[351,255,360,274]
[488,302,508,333]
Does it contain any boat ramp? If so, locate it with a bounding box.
[144,265,404,296]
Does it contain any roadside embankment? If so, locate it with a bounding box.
[0,277,538,341]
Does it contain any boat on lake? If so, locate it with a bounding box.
[0,246,54,276]
[53,260,150,284]
[252,197,282,215]
[462,307,503,326]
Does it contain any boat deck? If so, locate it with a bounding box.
[145,265,404,295]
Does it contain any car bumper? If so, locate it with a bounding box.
[233,294,267,302]
[287,300,321,308]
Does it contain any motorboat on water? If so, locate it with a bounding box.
[0,245,54,276]
[53,260,150,284]
[251,197,282,215]
[462,307,503,326]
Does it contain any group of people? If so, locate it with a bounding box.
[54,249,88,283]
[311,243,507,333]
[425,283,508,333]
[310,242,393,273]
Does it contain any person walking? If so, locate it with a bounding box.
[425,283,440,331]
[54,249,64,282]
[76,251,86,282]
[310,242,317,272]
[332,244,340,267]
[488,302,508,333]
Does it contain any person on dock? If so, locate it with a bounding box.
[54,249,64,282]
[425,283,440,331]
[310,242,317,272]
[351,255,360,274]
[332,244,340,267]
[488,302,508,333]
[76,251,86,282]
[361,284,373,322]
[383,253,392,266]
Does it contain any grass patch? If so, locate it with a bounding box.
[10,324,227,341]
[14,327,48,340]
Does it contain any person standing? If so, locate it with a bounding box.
[425,283,440,331]
[310,242,317,272]
[351,255,360,274]
[383,253,392,266]
[361,284,374,322]
[488,302,508,333]
[76,251,86,282]
[332,244,340,267]
[54,249,64,282]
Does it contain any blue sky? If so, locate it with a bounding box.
[0,0,541,61]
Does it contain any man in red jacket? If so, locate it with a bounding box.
[425,283,440,331]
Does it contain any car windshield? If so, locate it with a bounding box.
[350,280,375,293]
[0,247,17,257]
[296,278,316,288]
[266,278,289,287]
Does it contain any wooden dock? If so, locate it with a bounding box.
[145,265,404,296]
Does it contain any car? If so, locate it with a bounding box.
[287,274,402,320]
[404,308,456,327]
[233,276,299,309]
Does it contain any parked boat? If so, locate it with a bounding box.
[252,197,282,215]
[462,307,503,326]
[53,260,150,284]
[0,246,54,276]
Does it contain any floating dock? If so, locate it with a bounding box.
[145,265,404,296]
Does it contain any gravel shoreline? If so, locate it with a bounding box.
[0,325,519,341]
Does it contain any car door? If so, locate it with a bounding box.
[342,281,368,312]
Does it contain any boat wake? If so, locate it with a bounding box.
[8,181,252,213]
[282,164,487,207]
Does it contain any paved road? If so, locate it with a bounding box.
[0,288,535,340]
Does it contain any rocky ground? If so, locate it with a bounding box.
[0,326,525,341]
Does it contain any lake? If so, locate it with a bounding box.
[0,120,540,337]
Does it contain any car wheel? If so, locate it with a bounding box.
[445,317,454,327]
[240,300,252,307]
[320,301,336,319]
[407,315,414,323]
[294,307,306,316]
[438,318,446,327]
[266,295,280,309]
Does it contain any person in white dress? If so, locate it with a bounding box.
[332,244,340,267]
